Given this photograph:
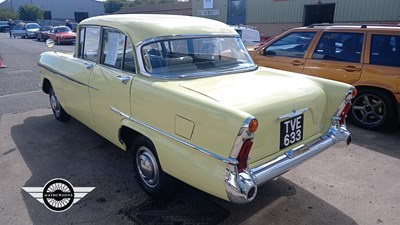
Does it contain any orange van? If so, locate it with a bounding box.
[250,24,400,130]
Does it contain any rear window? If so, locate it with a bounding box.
[370,34,400,67]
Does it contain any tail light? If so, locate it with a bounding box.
[335,87,357,125]
[339,102,352,125]
[237,139,253,173]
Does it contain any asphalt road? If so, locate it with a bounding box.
[0,32,399,225]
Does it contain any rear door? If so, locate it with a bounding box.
[88,28,136,143]
[303,31,365,84]
[252,31,317,73]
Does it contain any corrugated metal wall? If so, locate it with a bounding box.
[193,0,400,24]
[246,0,400,23]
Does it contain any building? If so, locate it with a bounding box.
[117,1,192,16]
[0,0,104,22]
[193,0,400,38]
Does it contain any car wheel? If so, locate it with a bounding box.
[132,136,176,198]
[57,38,61,45]
[49,87,71,122]
[349,88,395,130]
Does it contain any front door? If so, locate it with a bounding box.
[253,31,317,73]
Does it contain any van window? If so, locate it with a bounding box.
[264,32,316,58]
[370,34,400,67]
[312,32,364,63]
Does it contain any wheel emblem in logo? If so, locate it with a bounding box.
[22,178,95,212]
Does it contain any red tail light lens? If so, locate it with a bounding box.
[339,102,352,125]
[237,139,253,173]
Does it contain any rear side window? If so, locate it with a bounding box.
[312,32,364,63]
[264,32,316,58]
[100,29,135,73]
[370,34,400,67]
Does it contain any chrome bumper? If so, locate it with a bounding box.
[225,124,351,203]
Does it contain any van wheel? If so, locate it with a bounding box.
[132,136,176,198]
[49,87,71,122]
[349,89,394,130]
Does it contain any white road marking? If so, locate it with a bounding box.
[0,90,42,99]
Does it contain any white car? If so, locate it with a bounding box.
[10,22,41,38]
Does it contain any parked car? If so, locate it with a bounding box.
[10,23,27,38]
[0,21,9,32]
[35,26,52,41]
[25,23,42,38]
[38,14,355,203]
[250,24,400,130]
[48,26,76,45]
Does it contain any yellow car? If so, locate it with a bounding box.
[250,24,400,130]
[38,14,354,203]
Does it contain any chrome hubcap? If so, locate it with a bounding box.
[352,94,386,125]
[136,147,159,187]
[50,90,61,116]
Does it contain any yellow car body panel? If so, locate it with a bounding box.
[38,14,354,203]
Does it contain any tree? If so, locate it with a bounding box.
[104,0,128,14]
[0,9,18,21]
[18,4,44,21]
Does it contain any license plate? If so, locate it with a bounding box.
[280,115,304,149]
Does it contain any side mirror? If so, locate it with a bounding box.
[46,39,55,48]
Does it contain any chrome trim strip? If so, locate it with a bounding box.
[135,34,239,48]
[225,122,351,203]
[38,63,99,91]
[278,107,309,120]
[110,107,238,165]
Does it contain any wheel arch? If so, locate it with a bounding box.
[42,78,52,94]
[118,125,146,151]
[354,85,398,109]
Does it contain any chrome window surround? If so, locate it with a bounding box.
[110,107,238,165]
[134,34,257,79]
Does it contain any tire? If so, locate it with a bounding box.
[349,88,395,130]
[49,87,71,122]
[132,136,176,198]
[57,38,61,45]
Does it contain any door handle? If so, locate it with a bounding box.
[291,60,304,66]
[344,66,361,72]
[117,75,131,84]
[84,63,94,70]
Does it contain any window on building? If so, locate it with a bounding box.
[264,32,316,58]
[370,34,400,67]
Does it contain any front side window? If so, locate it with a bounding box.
[264,32,316,58]
[78,26,100,62]
[141,36,256,78]
[312,32,364,63]
[100,29,135,72]
[370,34,400,67]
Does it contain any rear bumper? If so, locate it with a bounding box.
[225,124,351,203]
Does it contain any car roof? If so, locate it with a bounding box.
[79,14,238,45]
[292,24,400,32]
